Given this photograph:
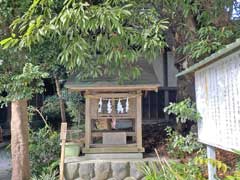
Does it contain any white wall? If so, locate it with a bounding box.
[196,50,240,151]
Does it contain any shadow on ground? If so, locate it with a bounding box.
[0,143,11,180]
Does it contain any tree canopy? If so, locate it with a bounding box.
[160,0,240,67]
[1,0,168,81]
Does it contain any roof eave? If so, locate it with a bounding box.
[65,84,160,92]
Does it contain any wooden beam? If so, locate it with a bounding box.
[66,84,160,92]
[96,115,136,119]
[89,143,137,148]
[83,147,144,153]
[92,131,135,137]
[86,93,137,98]
[164,90,169,121]
[59,123,67,180]
[136,92,143,149]
[85,96,91,149]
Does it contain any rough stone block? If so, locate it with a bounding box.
[130,162,145,179]
[64,162,79,180]
[79,162,94,180]
[93,162,111,180]
[111,162,129,180]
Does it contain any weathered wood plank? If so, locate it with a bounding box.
[82,147,145,153]
[85,96,91,149]
[89,143,137,148]
[67,84,159,92]
[60,123,67,180]
[103,132,126,145]
[136,92,143,149]
[92,131,135,137]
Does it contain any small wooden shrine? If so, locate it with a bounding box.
[66,61,160,155]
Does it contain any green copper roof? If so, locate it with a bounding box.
[65,60,160,91]
[176,38,240,77]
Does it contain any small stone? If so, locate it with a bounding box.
[111,162,129,180]
[64,163,79,180]
[93,162,111,180]
[124,177,136,180]
[79,162,94,180]
[107,178,117,180]
[130,162,145,179]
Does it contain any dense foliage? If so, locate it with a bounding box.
[37,90,84,127]
[165,126,203,158]
[1,0,240,179]
[164,98,201,123]
[0,0,46,103]
[63,90,84,128]
[139,153,206,180]
[29,126,60,177]
[31,170,58,180]
[160,0,240,66]
[0,63,48,104]
[1,0,168,82]
[139,150,240,180]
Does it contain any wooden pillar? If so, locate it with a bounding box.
[85,95,91,149]
[164,90,169,121]
[163,50,170,121]
[207,145,216,180]
[136,92,142,149]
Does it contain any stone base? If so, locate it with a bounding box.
[85,153,143,160]
[64,156,159,180]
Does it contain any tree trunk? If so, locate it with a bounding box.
[55,76,66,122]
[11,100,30,180]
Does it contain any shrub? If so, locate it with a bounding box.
[138,150,206,180]
[164,98,201,123]
[63,90,85,129]
[42,95,61,121]
[42,90,85,129]
[31,170,58,180]
[165,127,203,158]
[29,126,60,176]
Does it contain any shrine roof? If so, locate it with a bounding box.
[65,60,160,92]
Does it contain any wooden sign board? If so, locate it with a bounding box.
[60,123,67,180]
[195,50,240,152]
[103,132,127,145]
[60,123,67,140]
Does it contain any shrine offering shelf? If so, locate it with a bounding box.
[91,117,136,123]
[92,131,135,137]
[83,147,145,153]
[90,143,137,148]
[96,115,135,119]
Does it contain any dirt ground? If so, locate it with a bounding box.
[0,144,11,180]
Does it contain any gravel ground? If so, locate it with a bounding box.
[0,145,11,180]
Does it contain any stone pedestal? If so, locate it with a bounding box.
[64,157,156,180]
